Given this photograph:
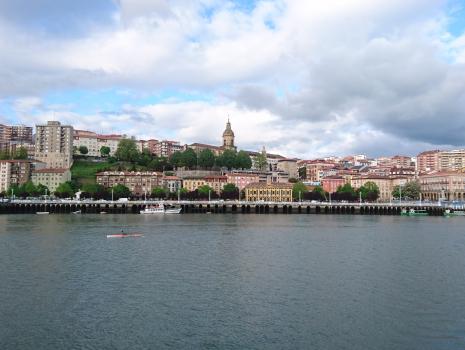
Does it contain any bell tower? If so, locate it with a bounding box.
[222,117,236,151]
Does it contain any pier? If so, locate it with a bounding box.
[0,200,446,215]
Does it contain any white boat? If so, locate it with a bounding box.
[140,204,181,214]
[36,211,49,215]
[72,210,81,214]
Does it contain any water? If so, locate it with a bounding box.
[1,214,465,350]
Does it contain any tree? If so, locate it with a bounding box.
[54,182,75,198]
[78,146,89,155]
[298,166,307,180]
[81,183,108,199]
[217,149,236,169]
[181,148,197,169]
[138,148,153,166]
[334,183,357,201]
[392,181,420,200]
[198,149,216,169]
[0,149,10,160]
[23,181,39,196]
[198,185,214,199]
[115,138,140,163]
[221,183,239,200]
[13,147,28,159]
[359,181,380,202]
[112,184,131,199]
[169,151,184,168]
[100,146,111,157]
[151,187,167,199]
[235,150,252,169]
[255,152,267,171]
[36,184,49,197]
[292,182,308,201]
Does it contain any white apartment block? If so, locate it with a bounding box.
[73,130,123,157]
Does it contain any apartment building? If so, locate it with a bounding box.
[73,130,123,157]
[96,171,163,195]
[35,121,73,168]
[0,160,31,193]
[31,168,71,193]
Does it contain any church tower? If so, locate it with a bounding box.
[222,118,236,151]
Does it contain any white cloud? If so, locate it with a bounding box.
[1,0,465,158]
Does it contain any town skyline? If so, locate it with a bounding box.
[1,1,465,158]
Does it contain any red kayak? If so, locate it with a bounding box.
[107,233,143,238]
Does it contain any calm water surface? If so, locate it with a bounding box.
[1,214,465,350]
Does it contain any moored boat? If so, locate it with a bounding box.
[36,211,49,215]
[401,208,429,216]
[444,209,465,217]
[140,203,181,214]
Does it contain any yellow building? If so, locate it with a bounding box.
[31,168,71,193]
[182,177,206,192]
[244,182,293,202]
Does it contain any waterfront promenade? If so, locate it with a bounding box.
[0,199,447,215]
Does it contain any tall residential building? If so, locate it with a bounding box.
[438,149,465,172]
[35,121,73,169]
[0,124,33,152]
[11,125,33,143]
[417,150,440,173]
[0,160,31,193]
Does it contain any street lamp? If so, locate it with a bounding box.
[208,190,211,202]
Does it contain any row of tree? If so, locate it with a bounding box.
[291,181,381,202]
[110,138,254,171]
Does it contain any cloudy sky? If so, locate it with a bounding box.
[0,0,465,158]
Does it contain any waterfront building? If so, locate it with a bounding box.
[204,175,228,194]
[73,130,123,157]
[226,173,260,190]
[350,175,393,201]
[35,121,73,169]
[419,171,465,201]
[244,182,293,202]
[31,168,71,193]
[182,177,206,192]
[96,171,163,196]
[162,175,183,193]
[0,160,31,193]
[417,150,440,173]
[154,140,183,157]
[321,176,347,194]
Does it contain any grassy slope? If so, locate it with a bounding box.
[71,160,114,185]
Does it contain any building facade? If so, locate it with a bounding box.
[35,121,73,168]
[419,171,465,201]
[244,182,293,202]
[0,160,31,193]
[226,173,260,190]
[31,168,71,193]
[204,176,228,194]
[417,150,440,173]
[438,150,465,172]
[162,176,182,193]
[96,171,163,196]
[73,130,123,157]
[276,159,299,179]
[222,119,236,151]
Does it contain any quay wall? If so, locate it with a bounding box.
[0,201,445,216]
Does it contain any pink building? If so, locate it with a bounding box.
[321,176,346,193]
[226,173,260,190]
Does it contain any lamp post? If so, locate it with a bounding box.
[208,190,211,202]
[111,188,114,202]
[299,190,301,203]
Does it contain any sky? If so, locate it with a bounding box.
[1,0,465,158]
